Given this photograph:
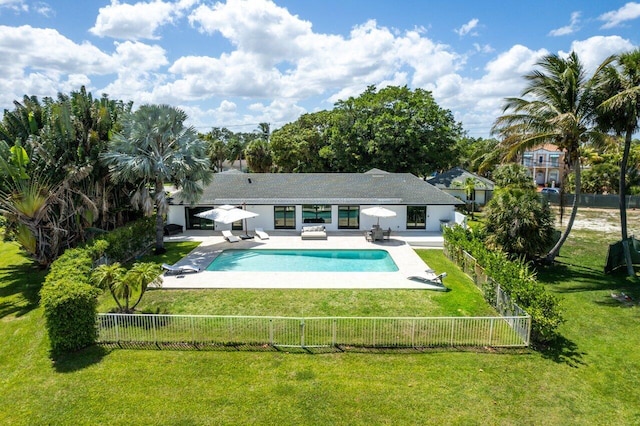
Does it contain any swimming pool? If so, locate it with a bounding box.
[206,249,399,272]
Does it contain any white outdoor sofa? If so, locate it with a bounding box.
[301,225,327,240]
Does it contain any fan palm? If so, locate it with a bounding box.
[492,52,605,263]
[101,105,212,253]
[596,48,640,275]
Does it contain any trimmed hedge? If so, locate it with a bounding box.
[98,216,155,262]
[41,244,104,355]
[444,226,563,343]
[40,217,155,355]
[40,280,101,356]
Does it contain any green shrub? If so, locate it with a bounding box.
[40,237,109,355]
[40,279,101,356]
[443,226,563,343]
[41,218,157,355]
[98,216,155,263]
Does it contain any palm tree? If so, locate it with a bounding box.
[101,104,212,253]
[92,262,161,313]
[125,262,162,310]
[91,262,126,312]
[596,49,640,275]
[245,139,273,172]
[492,52,605,263]
[256,122,271,142]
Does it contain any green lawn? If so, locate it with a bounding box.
[2,226,640,424]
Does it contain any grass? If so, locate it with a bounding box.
[2,217,640,424]
[103,249,494,317]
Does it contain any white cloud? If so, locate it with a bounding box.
[548,11,581,36]
[599,2,640,29]
[0,25,114,79]
[455,18,479,37]
[100,41,169,102]
[560,35,635,73]
[189,0,311,64]
[0,0,28,13]
[90,0,196,40]
[473,43,494,54]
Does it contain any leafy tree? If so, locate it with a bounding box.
[271,111,332,172]
[596,48,640,275]
[0,87,132,265]
[492,163,534,189]
[455,137,501,176]
[227,135,248,171]
[200,130,229,172]
[245,139,273,172]
[326,85,462,175]
[492,52,605,263]
[101,104,212,254]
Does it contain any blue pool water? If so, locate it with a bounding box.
[206,249,399,272]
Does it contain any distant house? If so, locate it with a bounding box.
[521,144,565,188]
[427,167,495,206]
[167,169,464,233]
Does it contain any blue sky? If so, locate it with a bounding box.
[0,0,638,137]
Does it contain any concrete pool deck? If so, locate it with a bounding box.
[160,231,445,290]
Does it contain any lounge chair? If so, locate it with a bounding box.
[407,272,450,291]
[222,230,240,243]
[255,228,270,240]
[162,263,201,275]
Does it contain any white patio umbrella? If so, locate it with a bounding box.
[196,205,259,232]
[361,206,396,226]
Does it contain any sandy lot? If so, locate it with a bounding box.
[552,207,640,235]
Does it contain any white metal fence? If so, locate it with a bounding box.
[97,312,530,350]
[443,245,531,345]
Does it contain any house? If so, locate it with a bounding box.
[167,169,464,232]
[427,167,495,206]
[521,144,565,188]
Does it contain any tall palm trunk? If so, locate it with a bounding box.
[546,159,581,263]
[154,178,165,254]
[620,130,634,275]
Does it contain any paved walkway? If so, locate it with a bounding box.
[161,231,445,290]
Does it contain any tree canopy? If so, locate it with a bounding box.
[270,85,462,175]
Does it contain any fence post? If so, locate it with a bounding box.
[152,314,157,344]
[300,318,305,348]
[114,314,120,343]
[190,316,195,345]
[411,319,416,348]
[269,318,274,346]
[450,319,455,346]
[489,317,494,346]
[332,319,337,347]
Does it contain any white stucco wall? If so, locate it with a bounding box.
[168,203,457,232]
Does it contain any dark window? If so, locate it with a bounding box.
[406,206,426,229]
[338,205,359,229]
[274,205,295,229]
[302,204,332,224]
[185,207,215,230]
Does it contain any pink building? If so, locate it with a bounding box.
[521,144,566,188]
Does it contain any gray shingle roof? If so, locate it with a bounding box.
[175,171,463,206]
[427,167,495,190]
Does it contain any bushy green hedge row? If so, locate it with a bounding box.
[97,216,155,262]
[443,226,563,343]
[41,217,155,355]
[40,244,105,355]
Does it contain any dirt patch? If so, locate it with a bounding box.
[552,207,640,235]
